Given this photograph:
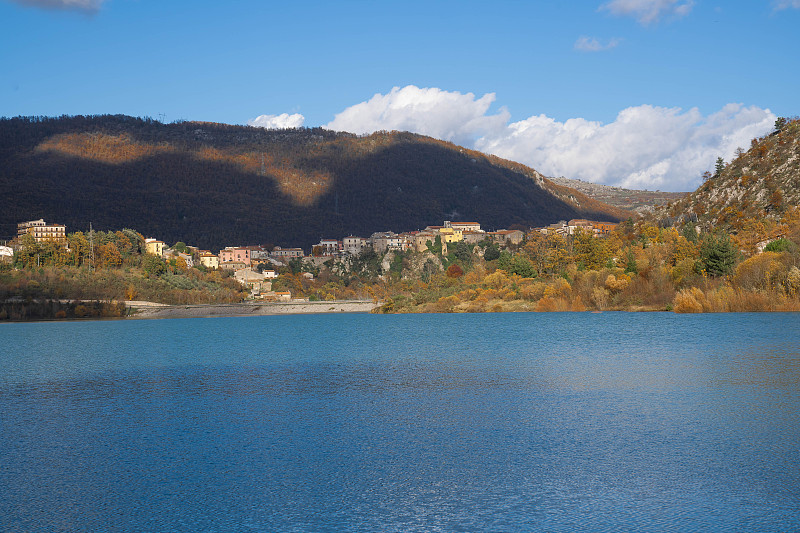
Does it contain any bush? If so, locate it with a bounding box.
[673,288,705,313]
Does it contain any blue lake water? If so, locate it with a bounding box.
[1,312,799,532]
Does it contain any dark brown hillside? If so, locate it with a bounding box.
[0,115,628,250]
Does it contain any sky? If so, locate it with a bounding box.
[2,0,799,191]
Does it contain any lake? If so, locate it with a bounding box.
[2,312,799,532]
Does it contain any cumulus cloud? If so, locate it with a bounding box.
[574,36,622,52]
[475,103,775,191]
[773,0,800,9]
[600,0,694,24]
[322,85,775,192]
[248,113,305,129]
[8,0,105,11]
[325,85,510,147]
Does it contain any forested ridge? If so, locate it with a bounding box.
[0,115,627,250]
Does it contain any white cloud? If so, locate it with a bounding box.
[325,85,510,147]
[475,103,775,191]
[248,113,305,129]
[9,0,105,11]
[600,0,694,24]
[322,85,775,192]
[773,0,800,9]
[574,36,622,52]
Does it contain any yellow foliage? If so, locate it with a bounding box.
[501,288,517,301]
[673,288,705,313]
[484,270,509,289]
[519,282,547,301]
[459,289,478,301]
[463,267,485,285]
[125,284,137,301]
[535,296,571,312]
[592,287,610,310]
[604,274,629,293]
[670,257,697,286]
[570,295,587,312]
[480,288,499,300]
[543,277,571,299]
[787,266,800,297]
[733,251,790,291]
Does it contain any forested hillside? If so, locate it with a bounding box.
[0,115,627,250]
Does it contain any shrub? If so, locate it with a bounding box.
[535,296,570,312]
[673,288,705,313]
[446,264,464,278]
[733,252,789,291]
[543,277,571,299]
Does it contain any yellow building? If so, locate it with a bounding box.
[439,227,463,244]
[199,252,219,269]
[144,238,165,256]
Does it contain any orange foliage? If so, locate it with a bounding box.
[36,133,174,163]
[36,132,333,206]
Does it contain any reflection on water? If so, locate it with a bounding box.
[2,313,799,532]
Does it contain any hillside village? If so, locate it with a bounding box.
[6,217,620,302]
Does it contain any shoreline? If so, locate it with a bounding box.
[127,300,380,319]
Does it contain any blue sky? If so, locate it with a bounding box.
[2,0,798,191]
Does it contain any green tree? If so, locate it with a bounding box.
[714,157,725,178]
[453,241,472,266]
[173,241,188,253]
[497,250,512,270]
[681,223,698,243]
[775,117,787,132]
[426,236,443,256]
[698,233,737,277]
[142,254,166,277]
[623,248,638,275]
[483,242,500,261]
[509,254,536,277]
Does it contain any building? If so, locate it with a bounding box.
[0,245,13,263]
[488,229,525,246]
[539,221,572,236]
[177,252,194,268]
[343,236,368,256]
[449,221,482,233]
[144,238,165,256]
[220,261,248,271]
[199,251,219,269]
[591,222,618,236]
[462,230,488,244]
[270,246,304,259]
[234,267,272,295]
[424,224,463,244]
[314,239,341,256]
[412,231,437,253]
[370,231,402,254]
[17,219,66,243]
[219,246,251,266]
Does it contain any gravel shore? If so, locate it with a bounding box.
[127,300,379,319]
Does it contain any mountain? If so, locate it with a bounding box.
[549,177,687,215]
[660,117,800,229]
[0,115,628,250]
